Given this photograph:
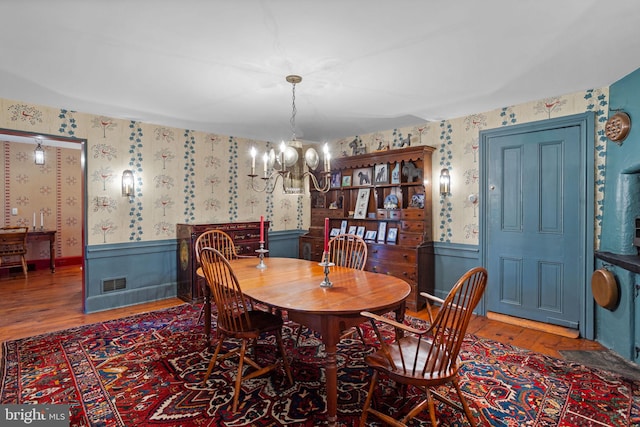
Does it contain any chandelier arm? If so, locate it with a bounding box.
[305,171,332,193]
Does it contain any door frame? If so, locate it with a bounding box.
[479,112,595,339]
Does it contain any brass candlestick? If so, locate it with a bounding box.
[319,251,334,288]
[255,242,268,269]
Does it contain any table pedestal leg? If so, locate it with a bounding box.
[325,343,338,427]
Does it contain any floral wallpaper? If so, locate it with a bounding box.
[1,140,82,261]
[0,98,302,246]
[1,85,608,250]
[329,88,609,247]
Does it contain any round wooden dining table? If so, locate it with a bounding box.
[201,256,411,427]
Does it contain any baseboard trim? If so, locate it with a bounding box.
[487,311,580,339]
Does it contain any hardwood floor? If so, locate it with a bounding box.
[0,265,604,360]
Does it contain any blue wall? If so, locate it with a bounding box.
[84,230,304,313]
[595,68,640,358]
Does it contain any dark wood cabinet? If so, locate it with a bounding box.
[177,221,268,302]
[299,146,434,311]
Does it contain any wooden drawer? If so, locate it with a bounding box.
[377,209,401,220]
[398,232,422,246]
[366,259,417,282]
[401,220,424,233]
[402,209,425,220]
[368,244,417,264]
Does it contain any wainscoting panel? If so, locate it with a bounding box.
[269,229,306,258]
[84,239,176,313]
[433,242,481,312]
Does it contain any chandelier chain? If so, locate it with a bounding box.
[290,82,297,140]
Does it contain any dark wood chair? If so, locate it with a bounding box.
[0,226,29,277]
[359,266,488,427]
[199,247,293,412]
[296,233,369,346]
[194,229,254,322]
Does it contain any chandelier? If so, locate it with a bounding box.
[249,75,331,194]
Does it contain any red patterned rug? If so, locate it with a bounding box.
[2,304,639,426]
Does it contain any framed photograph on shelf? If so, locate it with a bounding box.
[377,222,387,243]
[356,226,365,238]
[353,188,371,219]
[330,171,342,188]
[342,175,351,187]
[364,230,377,241]
[340,220,348,234]
[348,225,357,235]
[353,167,373,186]
[387,227,398,243]
[330,228,340,237]
[391,162,401,184]
[374,163,389,185]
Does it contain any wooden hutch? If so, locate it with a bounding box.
[299,145,434,311]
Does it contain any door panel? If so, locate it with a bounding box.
[486,126,582,328]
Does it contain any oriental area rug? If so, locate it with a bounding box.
[2,304,640,426]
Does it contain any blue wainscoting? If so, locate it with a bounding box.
[84,240,177,313]
[269,229,306,258]
[432,242,482,313]
[84,230,306,313]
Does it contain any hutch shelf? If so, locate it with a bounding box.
[299,145,435,311]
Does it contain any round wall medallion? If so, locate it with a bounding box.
[605,112,631,143]
[591,268,619,310]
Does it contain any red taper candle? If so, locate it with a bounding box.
[260,215,264,242]
[324,217,329,252]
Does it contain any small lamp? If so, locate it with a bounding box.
[34,141,45,165]
[439,168,451,196]
[122,170,135,197]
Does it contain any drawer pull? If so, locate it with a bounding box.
[372,266,378,272]
[372,249,378,254]
[403,254,408,259]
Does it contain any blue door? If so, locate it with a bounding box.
[484,125,583,328]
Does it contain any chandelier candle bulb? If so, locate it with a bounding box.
[250,147,256,175]
[262,153,268,176]
[323,144,330,171]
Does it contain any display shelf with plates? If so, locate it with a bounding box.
[299,145,435,311]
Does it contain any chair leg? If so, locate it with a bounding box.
[20,255,27,277]
[203,336,225,383]
[453,379,477,427]
[232,340,248,412]
[294,324,304,347]
[359,370,378,427]
[275,330,293,385]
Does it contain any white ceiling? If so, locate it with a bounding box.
[1,0,639,144]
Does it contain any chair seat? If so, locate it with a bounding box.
[230,310,284,337]
[365,335,456,382]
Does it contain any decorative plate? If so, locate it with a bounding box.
[384,194,398,208]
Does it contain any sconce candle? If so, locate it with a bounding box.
[40,212,43,228]
[122,170,135,197]
[439,168,451,196]
[33,212,36,228]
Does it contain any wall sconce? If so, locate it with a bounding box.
[122,170,135,197]
[439,168,451,196]
[34,141,45,165]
